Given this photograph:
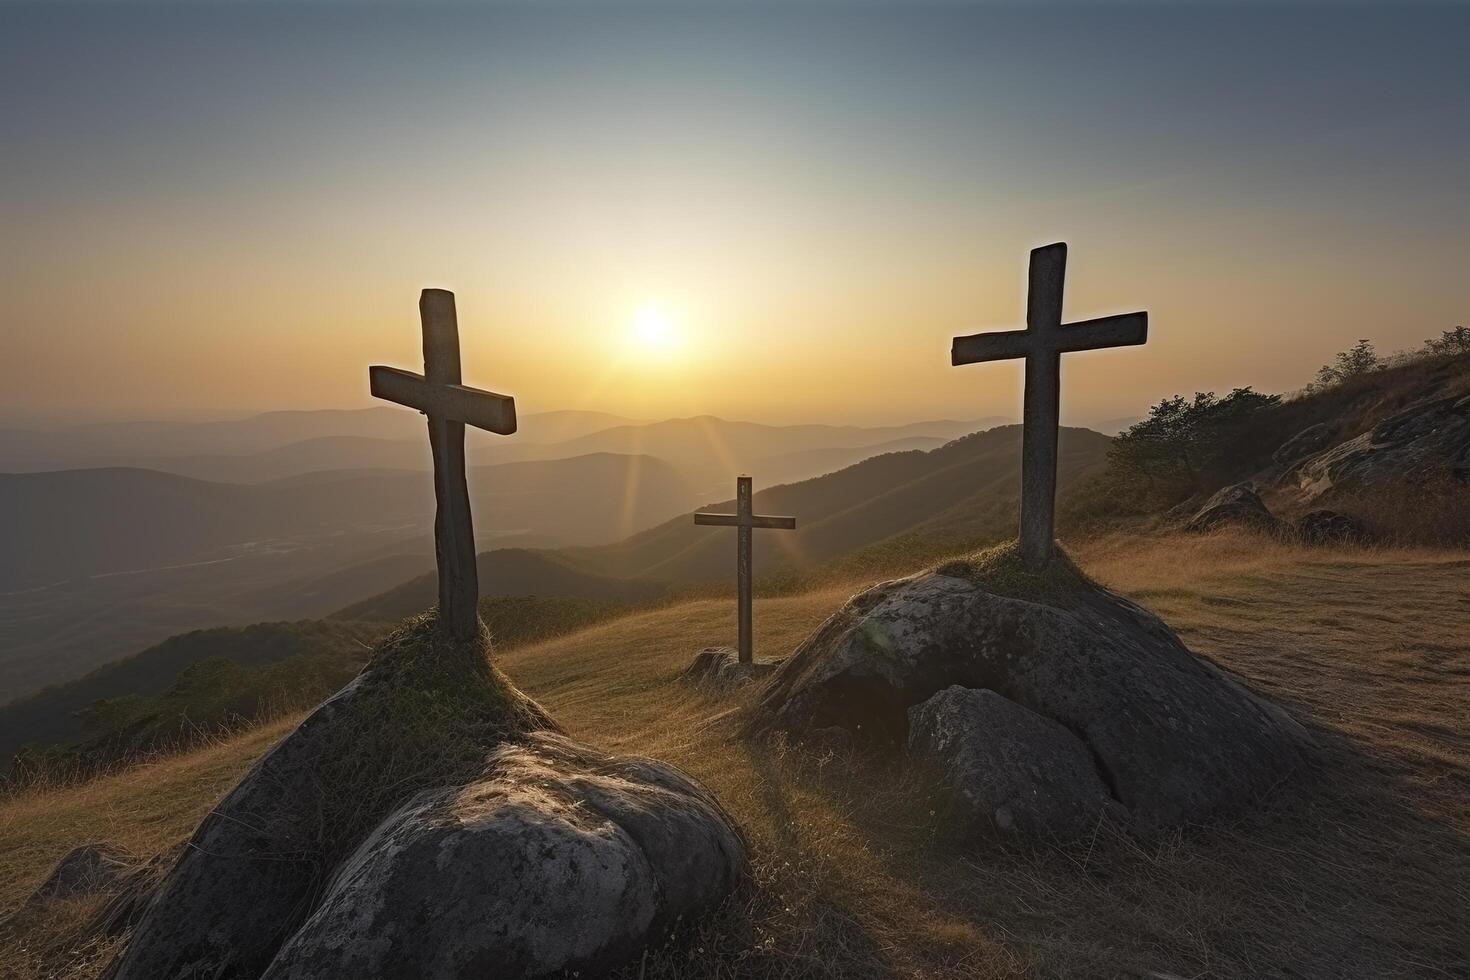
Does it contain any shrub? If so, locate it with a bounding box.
[1310,339,1380,391]
[1425,326,1470,357]
[1104,388,1281,506]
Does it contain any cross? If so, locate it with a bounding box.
[952,243,1147,569]
[693,476,796,664]
[370,288,517,641]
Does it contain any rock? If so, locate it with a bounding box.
[909,687,1117,839]
[1294,395,1470,501]
[1295,509,1364,544]
[746,545,1313,834]
[681,646,783,687]
[107,613,559,980]
[107,612,744,980]
[1185,483,1283,534]
[29,843,134,902]
[261,731,745,979]
[1272,422,1334,465]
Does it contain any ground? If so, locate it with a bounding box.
[2,531,1466,979]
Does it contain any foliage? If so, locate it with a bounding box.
[1309,338,1381,391]
[1424,325,1470,356]
[1103,387,1281,506]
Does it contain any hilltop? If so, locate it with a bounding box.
[3,532,1464,979]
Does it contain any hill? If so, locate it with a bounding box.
[0,453,695,702]
[1068,346,1470,542]
[0,453,694,593]
[472,415,1007,496]
[0,408,644,474]
[0,620,384,776]
[341,425,1110,619]
[0,594,644,781]
[3,532,1464,979]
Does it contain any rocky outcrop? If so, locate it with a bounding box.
[1295,509,1364,544]
[108,612,743,980]
[1185,483,1283,534]
[263,732,744,979]
[1293,395,1470,501]
[1272,422,1335,465]
[747,546,1313,835]
[681,646,783,687]
[909,687,1116,838]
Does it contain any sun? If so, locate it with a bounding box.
[631,303,679,357]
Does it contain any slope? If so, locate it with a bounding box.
[341,425,1110,619]
[3,533,1464,979]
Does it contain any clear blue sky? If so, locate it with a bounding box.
[2,1,1466,425]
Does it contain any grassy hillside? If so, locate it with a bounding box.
[1068,347,1470,537]
[2,531,1464,978]
[0,594,649,783]
[0,621,384,777]
[342,425,1111,619]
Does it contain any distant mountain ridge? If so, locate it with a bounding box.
[339,425,1111,620]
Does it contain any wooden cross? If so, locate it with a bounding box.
[370,289,517,641]
[952,243,1147,569]
[693,476,796,664]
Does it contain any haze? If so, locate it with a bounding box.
[3,1,1466,427]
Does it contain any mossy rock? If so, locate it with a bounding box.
[108,611,559,980]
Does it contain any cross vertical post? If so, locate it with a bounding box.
[736,476,753,663]
[952,243,1148,570]
[694,475,796,664]
[420,291,479,639]
[370,288,518,641]
[1020,246,1065,570]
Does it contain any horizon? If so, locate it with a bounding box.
[4,1,1466,429]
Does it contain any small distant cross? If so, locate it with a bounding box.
[952,243,1148,569]
[370,289,517,641]
[694,476,796,664]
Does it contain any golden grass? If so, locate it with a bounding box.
[3,529,1467,978]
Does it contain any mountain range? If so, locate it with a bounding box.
[0,409,1006,700]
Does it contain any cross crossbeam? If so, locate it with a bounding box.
[951,243,1148,569]
[694,476,796,664]
[370,288,517,640]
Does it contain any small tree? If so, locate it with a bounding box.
[1312,339,1380,390]
[1425,326,1470,356]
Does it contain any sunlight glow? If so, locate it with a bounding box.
[631,303,679,358]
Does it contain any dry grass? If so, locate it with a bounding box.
[3,530,1467,978]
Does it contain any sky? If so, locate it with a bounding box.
[2,1,1467,428]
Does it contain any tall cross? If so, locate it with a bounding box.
[952,243,1147,569]
[370,289,517,641]
[693,476,796,664]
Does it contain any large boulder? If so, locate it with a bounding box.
[1184,483,1283,534]
[747,545,1313,834]
[262,732,744,979]
[107,611,743,980]
[908,687,1116,839]
[1294,394,1470,500]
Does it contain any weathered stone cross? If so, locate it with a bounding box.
[952,243,1148,569]
[370,289,517,641]
[694,476,796,664]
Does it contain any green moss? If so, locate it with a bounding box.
[932,540,1096,608]
[310,610,558,864]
